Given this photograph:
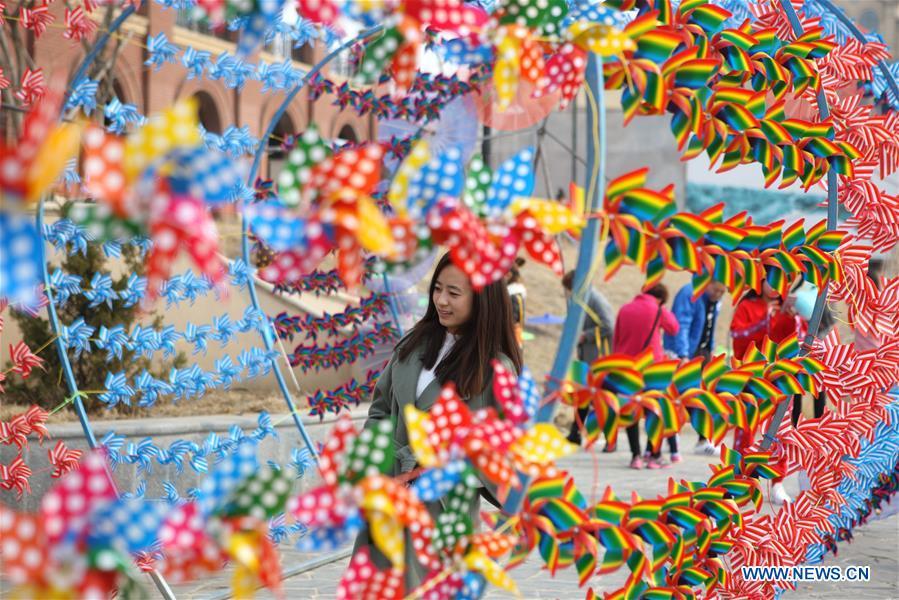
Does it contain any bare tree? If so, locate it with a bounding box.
[1,1,133,138]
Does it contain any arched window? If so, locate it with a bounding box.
[267,113,296,180]
[337,124,358,144]
[193,91,222,134]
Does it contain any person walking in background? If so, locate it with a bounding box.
[730,281,797,360]
[664,280,727,456]
[562,270,615,446]
[506,257,528,349]
[354,252,523,589]
[613,284,679,469]
[730,280,799,503]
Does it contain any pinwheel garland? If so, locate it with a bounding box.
[76,98,242,298]
[0,405,49,497]
[566,335,823,453]
[389,143,581,286]
[598,168,846,299]
[595,0,859,190]
[290,416,441,581]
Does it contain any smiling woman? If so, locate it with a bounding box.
[352,252,523,589]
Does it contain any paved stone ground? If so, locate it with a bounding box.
[171,440,899,599]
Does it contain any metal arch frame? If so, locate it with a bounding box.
[503,51,608,512]
[37,5,176,598]
[242,25,384,461]
[41,5,138,453]
[759,0,840,451]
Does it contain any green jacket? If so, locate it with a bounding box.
[356,339,514,588]
[363,341,514,475]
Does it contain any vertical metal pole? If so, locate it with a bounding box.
[504,52,606,511]
[482,124,492,167]
[759,0,839,451]
[571,94,578,186]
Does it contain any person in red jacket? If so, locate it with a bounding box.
[730,281,799,503]
[730,282,798,360]
[614,284,680,469]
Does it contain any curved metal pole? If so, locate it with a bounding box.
[814,0,899,107]
[38,8,177,598]
[243,26,384,460]
[759,0,840,451]
[504,52,606,512]
[38,1,137,453]
[36,206,99,448]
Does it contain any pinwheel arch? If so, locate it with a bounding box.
[6,0,899,597]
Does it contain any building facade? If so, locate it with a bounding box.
[30,3,374,178]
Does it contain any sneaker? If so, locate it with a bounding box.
[566,431,582,446]
[670,453,683,464]
[602,443,617,453]
[629,457,644,469]
[693,439,718,456]
[771,482,792,505]
[646,457,671,469]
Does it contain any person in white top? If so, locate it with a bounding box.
[354,252,523,590]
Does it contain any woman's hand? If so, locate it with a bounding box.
[395,466,423,485]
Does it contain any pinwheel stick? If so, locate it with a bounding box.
[503,53,608,516]
[759,0,840,452]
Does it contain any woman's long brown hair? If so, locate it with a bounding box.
[398,253,524,397]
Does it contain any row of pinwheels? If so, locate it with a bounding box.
[563,334,824,454]
[291,359,792,599]
[252,127,583,290]
[1,442,297,598]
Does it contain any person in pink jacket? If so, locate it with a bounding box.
[613,284,680,469]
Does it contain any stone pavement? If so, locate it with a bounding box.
[172,440,899,599]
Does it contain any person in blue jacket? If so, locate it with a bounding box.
[663,280,727,455]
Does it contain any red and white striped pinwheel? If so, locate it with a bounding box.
[0,405,49,450]
[64,6,97,41]
[14,68,45,105]
[48,441,83,479]
[8,341,44,379]
[0,455,33,497]
[20,2,53,37]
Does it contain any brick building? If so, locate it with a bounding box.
[29,3,374,178]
